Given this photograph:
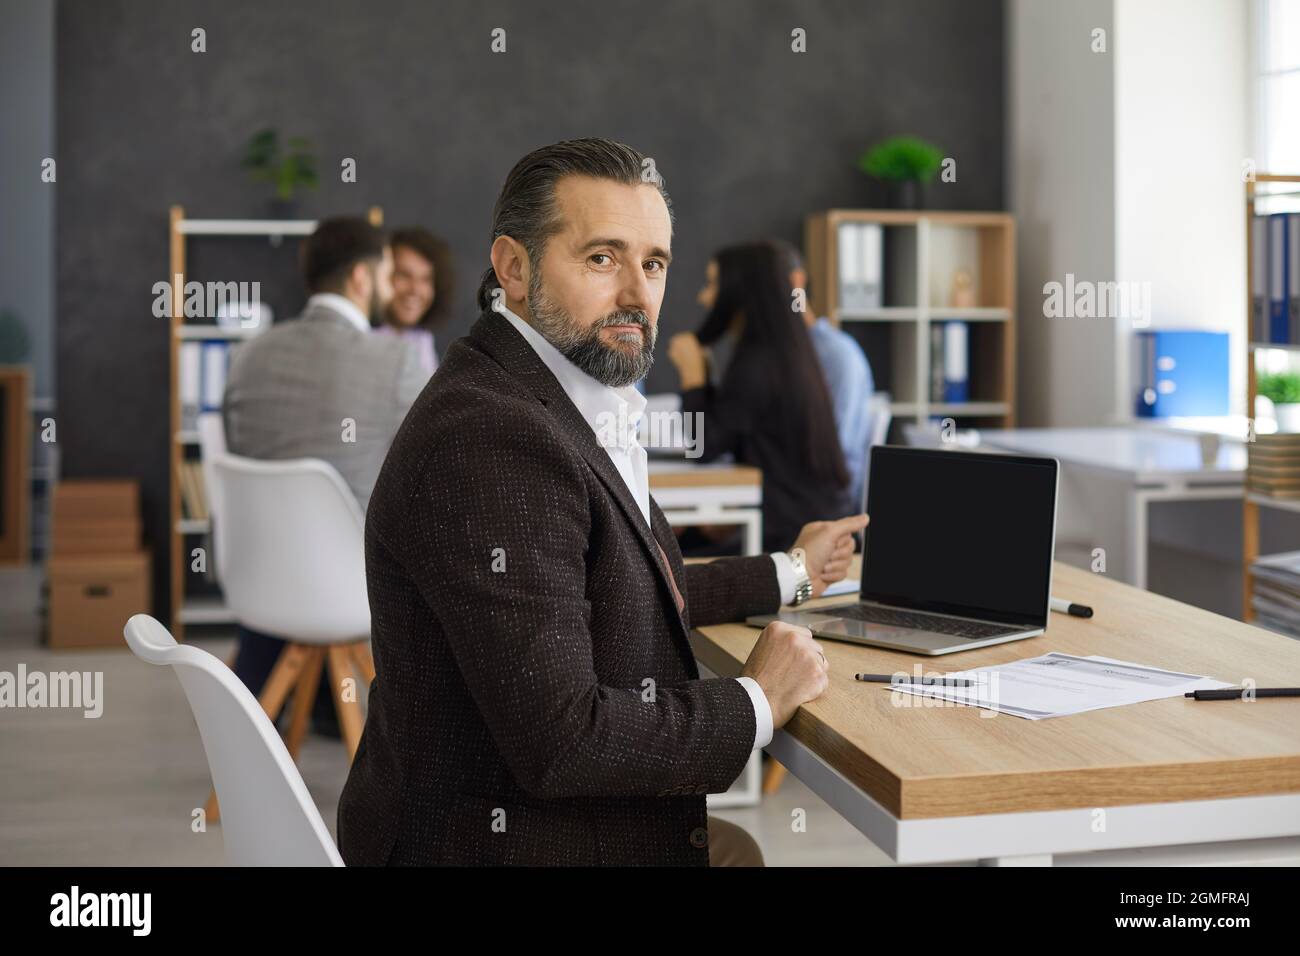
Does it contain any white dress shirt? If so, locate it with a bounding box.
[495,299,794,750]
[307,292,371,332]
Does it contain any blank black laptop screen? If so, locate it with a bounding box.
[861,447,1058,628]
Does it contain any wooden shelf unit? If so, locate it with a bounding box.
[804,210,1016,430]
[1242,174,1300,623]
[166,205,383,637]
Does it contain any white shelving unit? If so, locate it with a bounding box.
[804,210,1017,432]
[167,206,384,636]
[1243,175,1300,622]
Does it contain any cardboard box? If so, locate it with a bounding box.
[51,516,142,556]
[51,480,142,557]
[48,551,152,649]
[53,480,139,520]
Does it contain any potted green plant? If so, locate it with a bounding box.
[242,128,319,218]
[857,135,944,209]
[1258,371,1300,432]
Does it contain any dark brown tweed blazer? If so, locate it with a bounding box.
[337,307,783,866]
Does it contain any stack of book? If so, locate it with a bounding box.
[1250,550,1300,639]
[178,460,209,520]
[1247,432,1300,499]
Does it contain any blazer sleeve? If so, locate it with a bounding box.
[395,413,756,800]
[683,556,782,629]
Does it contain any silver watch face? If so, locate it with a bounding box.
[789,547,807,576]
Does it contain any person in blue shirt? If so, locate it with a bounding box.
[772,240,876,510]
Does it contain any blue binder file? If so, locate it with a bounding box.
[1270,213,1290,344]
[1134,330,1229,417]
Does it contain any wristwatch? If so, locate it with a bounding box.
[788,547,813,606]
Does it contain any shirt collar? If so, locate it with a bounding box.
[494,298,647,451]
[307,292,371,333]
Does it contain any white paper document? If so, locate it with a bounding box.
[820,578,861,598]
[885,652,1233,720]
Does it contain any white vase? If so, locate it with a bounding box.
[1276,403,1300,433]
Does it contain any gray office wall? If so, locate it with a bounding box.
[55,0,1005,620]
[2,0,55,398]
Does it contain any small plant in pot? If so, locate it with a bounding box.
[242,128,319,218]
[857,135,944,209]
[1259,371,1300,432]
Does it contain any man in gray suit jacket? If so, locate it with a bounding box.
[223,217,427,512]
[221,217,428,726]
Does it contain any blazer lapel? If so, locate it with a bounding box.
[468,310,694,650]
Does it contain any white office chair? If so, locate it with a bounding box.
[123,613,343,866]
[203,453,376,820]
[861,391,893,510]
[867,391,893,448]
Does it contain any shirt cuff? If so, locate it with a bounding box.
[735,676,774,750]
[770,551,797,606]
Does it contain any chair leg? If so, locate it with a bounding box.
[761,758,788,795]
[348,641,376,685]
[206,643,310,823]
[327,645,365,761]
[283,647,326,760]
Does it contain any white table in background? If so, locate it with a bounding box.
[647,460,763,556]
[972,427,1245,590]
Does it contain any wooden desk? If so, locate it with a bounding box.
[648,461,762,556]
[691,558,1300,865]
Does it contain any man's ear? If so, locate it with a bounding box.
[346,259,373,300]
[490,235,530,302]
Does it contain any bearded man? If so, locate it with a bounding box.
[337,138,866,866]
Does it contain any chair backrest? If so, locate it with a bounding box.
[123,614,343,866]
[213,454,369,644]
[196,413,228,581]
[867,391,893,449]
[861,392,893,510]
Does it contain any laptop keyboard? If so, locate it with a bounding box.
[827,604,1013,639]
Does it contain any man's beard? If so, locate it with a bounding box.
[527,272,656,388]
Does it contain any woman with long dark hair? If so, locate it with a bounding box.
[668,240,855,552]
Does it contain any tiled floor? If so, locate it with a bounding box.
[0,566,889,866]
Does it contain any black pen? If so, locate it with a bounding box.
[1185,687,1300,700]
[855,673,975,687]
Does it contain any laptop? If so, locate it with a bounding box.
[747,445,1059,655]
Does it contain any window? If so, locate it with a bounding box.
[1257,0,1300,174]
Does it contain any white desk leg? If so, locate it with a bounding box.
[1129,488,1148,591]
[659,507,763,557]
[706,751,762,810]
[741,511,761,556]
[1128,484,1240,594]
